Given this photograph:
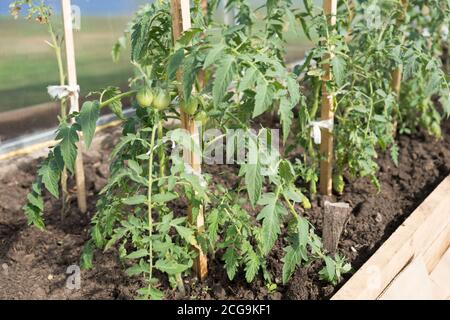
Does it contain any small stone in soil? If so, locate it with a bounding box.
[375,213,383,223]
[47,274,54,281]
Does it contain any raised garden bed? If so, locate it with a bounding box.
[0,118,449,300]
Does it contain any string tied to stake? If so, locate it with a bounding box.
[309,119,334,145]
[47,85,80,100]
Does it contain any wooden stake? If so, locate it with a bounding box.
[170,0,208,281]
[319,0,337,196]
[61,0,87,213]
[323,201,350,254]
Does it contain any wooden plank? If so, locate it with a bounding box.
[429,248,450,299]
[379,257,434,300]
[61,0,87,213]
[422,217,450,272]
[332,176,450,300]
[319,0,337,196]
[170,0,208,281]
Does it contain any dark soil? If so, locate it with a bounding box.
[0,119,449,300]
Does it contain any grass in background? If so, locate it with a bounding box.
[0,12,311,113]
[0,15,132,112]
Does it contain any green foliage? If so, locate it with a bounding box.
[23,0,450,301]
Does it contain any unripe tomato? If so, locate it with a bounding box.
[181,97,198,115]
[430,122,442,138]
[153,89,171,111]
[195,111,208,126]
[136,87,154,108]
[333,174,345,194]
[302,197,312,210]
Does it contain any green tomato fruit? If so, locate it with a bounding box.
[181,97,199,115]
[153,89,171,111]
[333,174,345,194]
[302,197,312,210]
[136,88,154,108]
[430,122,441,138]
[195,111,208,126]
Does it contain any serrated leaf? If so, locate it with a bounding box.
[213,55,235,107]
[56,122,79,173]
[155,259,190,275]
[253,78,274,118]
[122,195,146,205]
[127,159,142,175]
[239,67,257,92]
[173,225,196,245]
[244,246,260,283]
[282,246,301,284]
[126,249,148,260]
[245,159,262,206]
[38,157,61,198]
[207,209,220,242]
[204,44,225,69]
[257,193,286,254]
[101,87,124,120]
[223,247,239,280]
[153,192,178,203]
[332,56,346,87]
[279,97,294,143]
[78,101,100,149]
[167,48,184,80]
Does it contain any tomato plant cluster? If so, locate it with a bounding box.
[18,0,449,299]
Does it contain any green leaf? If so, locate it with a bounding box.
[282,246,301,284]
[101,87,124,120]
[126,249,148,260]
[153,192,178,204]
[204,44,225,69]
[38,157,61,198]
[206,209,220,242]
[223,247,239,280]
[173,225,196,245]
[26,191,44,211]
[213,55,235,107]
[127,160,142,175]
[245,144,262,206]
[253,78,273,118]
[56,122,79,173]
[182,54,198,100]
[122,195,146,205]
[332,56,346,87]
[244,245,260,283]
[78,101,100,149]
[155,259,190,275]
[257,193,286,254]
[167,48,184,80]
[279,97,294,143]
[238,68,257,92]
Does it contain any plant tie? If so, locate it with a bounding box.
[47,85,80,100]
[309,119,334,145]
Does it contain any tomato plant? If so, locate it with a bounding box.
[20,0,449,300]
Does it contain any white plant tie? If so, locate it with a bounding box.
[47,85,80,100]
[309,119,334,145]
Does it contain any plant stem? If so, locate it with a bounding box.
[157,120,166,193]
[49,21,68,218]
[147,118,159,296]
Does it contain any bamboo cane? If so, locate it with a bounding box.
[170,0,208,281]
[61,0,87,213]
[319,0,337,196]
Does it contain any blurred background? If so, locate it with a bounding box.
[0,0,310,145]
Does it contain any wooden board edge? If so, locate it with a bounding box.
[332,175,450,300]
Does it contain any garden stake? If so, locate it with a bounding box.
[170,0,208,281]
[319,0,337,196]
[61,0,87,213]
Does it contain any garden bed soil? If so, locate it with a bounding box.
[0,119,449,300]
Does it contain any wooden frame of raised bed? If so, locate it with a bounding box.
[332,175,450,300]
